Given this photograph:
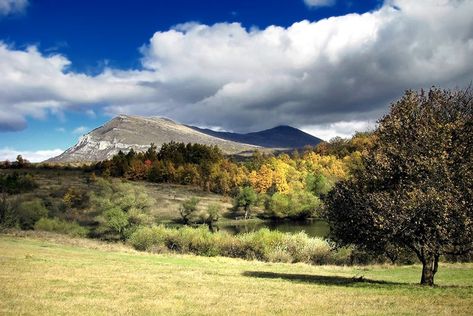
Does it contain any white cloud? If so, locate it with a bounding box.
[302,120,377,141]
[303,0,336,8]
[0,147,64,163]
[0,0,473,139]
[72,126,89,134]
[55,127,66,132]
[0,0,28,16]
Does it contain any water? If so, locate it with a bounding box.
[219,219,329,238]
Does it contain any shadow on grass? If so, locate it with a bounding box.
[243,271,473,289]
[242,271,405,287]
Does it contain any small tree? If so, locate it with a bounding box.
[325,87,473,286]
[234,186,257,219]
[202,203,221,232]
[180,197,200,224]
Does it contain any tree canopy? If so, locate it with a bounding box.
[325,87,473,286]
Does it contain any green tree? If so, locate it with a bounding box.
[268,191,321,219]
[234,186,257,219]
[324,87,473,286]
[202,203,221,232]
[179,197,200,224]
[90,178,155,239]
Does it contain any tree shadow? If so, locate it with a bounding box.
[242,271,405,287]
[243,271,473,289]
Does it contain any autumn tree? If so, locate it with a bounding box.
[325,87,473,286]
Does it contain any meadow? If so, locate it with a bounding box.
[1,231,472,315]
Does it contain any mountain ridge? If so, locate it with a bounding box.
[189,125,322,149]
[47,115,322,163]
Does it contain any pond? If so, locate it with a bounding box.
[219,219,329,238]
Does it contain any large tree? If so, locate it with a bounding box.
[325,87,472,286]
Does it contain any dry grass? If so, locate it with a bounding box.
[1,233,472,315]
[140,181,235,222]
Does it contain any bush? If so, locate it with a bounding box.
[129,225,351,265]
[128,225,168,251]
[17,199,48,229]
[0,194,17,228]
[34,217,88,237]
[267,191,321,220]
[0,172,38,194]
[63,187,89,209]
[96,207,129,240]
[90,178,155,240]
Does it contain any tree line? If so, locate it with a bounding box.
[87,135,372,220]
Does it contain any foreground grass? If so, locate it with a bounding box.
[1,233,472,315]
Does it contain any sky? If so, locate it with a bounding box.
[1,0,472,162]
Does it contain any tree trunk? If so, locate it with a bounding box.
[244,207,249,220]
[420,254,439,286]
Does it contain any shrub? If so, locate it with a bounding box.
[96,207,129,240]
[0,194,17,228]
[0,172,38,194]
[266,246,293,263]
[17,199,48,229]
[63,187,88,209]
[90,178,155,240]
[129,225,351,265]
[34,217,88,237]
[267,191,321,220]
[129,225,168,251]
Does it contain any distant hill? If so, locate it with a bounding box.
[47,115,258,162]
[190,125,323,149]
[47,115,322,163]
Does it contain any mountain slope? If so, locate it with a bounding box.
[190,125,323,148]
[47,115,258,162]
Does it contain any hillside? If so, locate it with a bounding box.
[1,234,472,315]
[47,115,323,163]
[47,115,259,162]
[190,125,323,149]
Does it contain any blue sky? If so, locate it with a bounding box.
[1,0,472,161]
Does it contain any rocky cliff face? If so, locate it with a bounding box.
[47,115,259,162]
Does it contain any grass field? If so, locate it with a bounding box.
[1,232,472,315]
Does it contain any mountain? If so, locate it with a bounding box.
[47,115,258,162]
[189,125,323,149]
[47,115,323,163]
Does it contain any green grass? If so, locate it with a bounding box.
[1,232,472,315]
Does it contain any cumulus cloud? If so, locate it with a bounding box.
[0,0,28,16]
[303,0,336,8]
[1,0,473,138]
[0,43,153,131]
[301,120,377,141]
[0,147,64,162]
